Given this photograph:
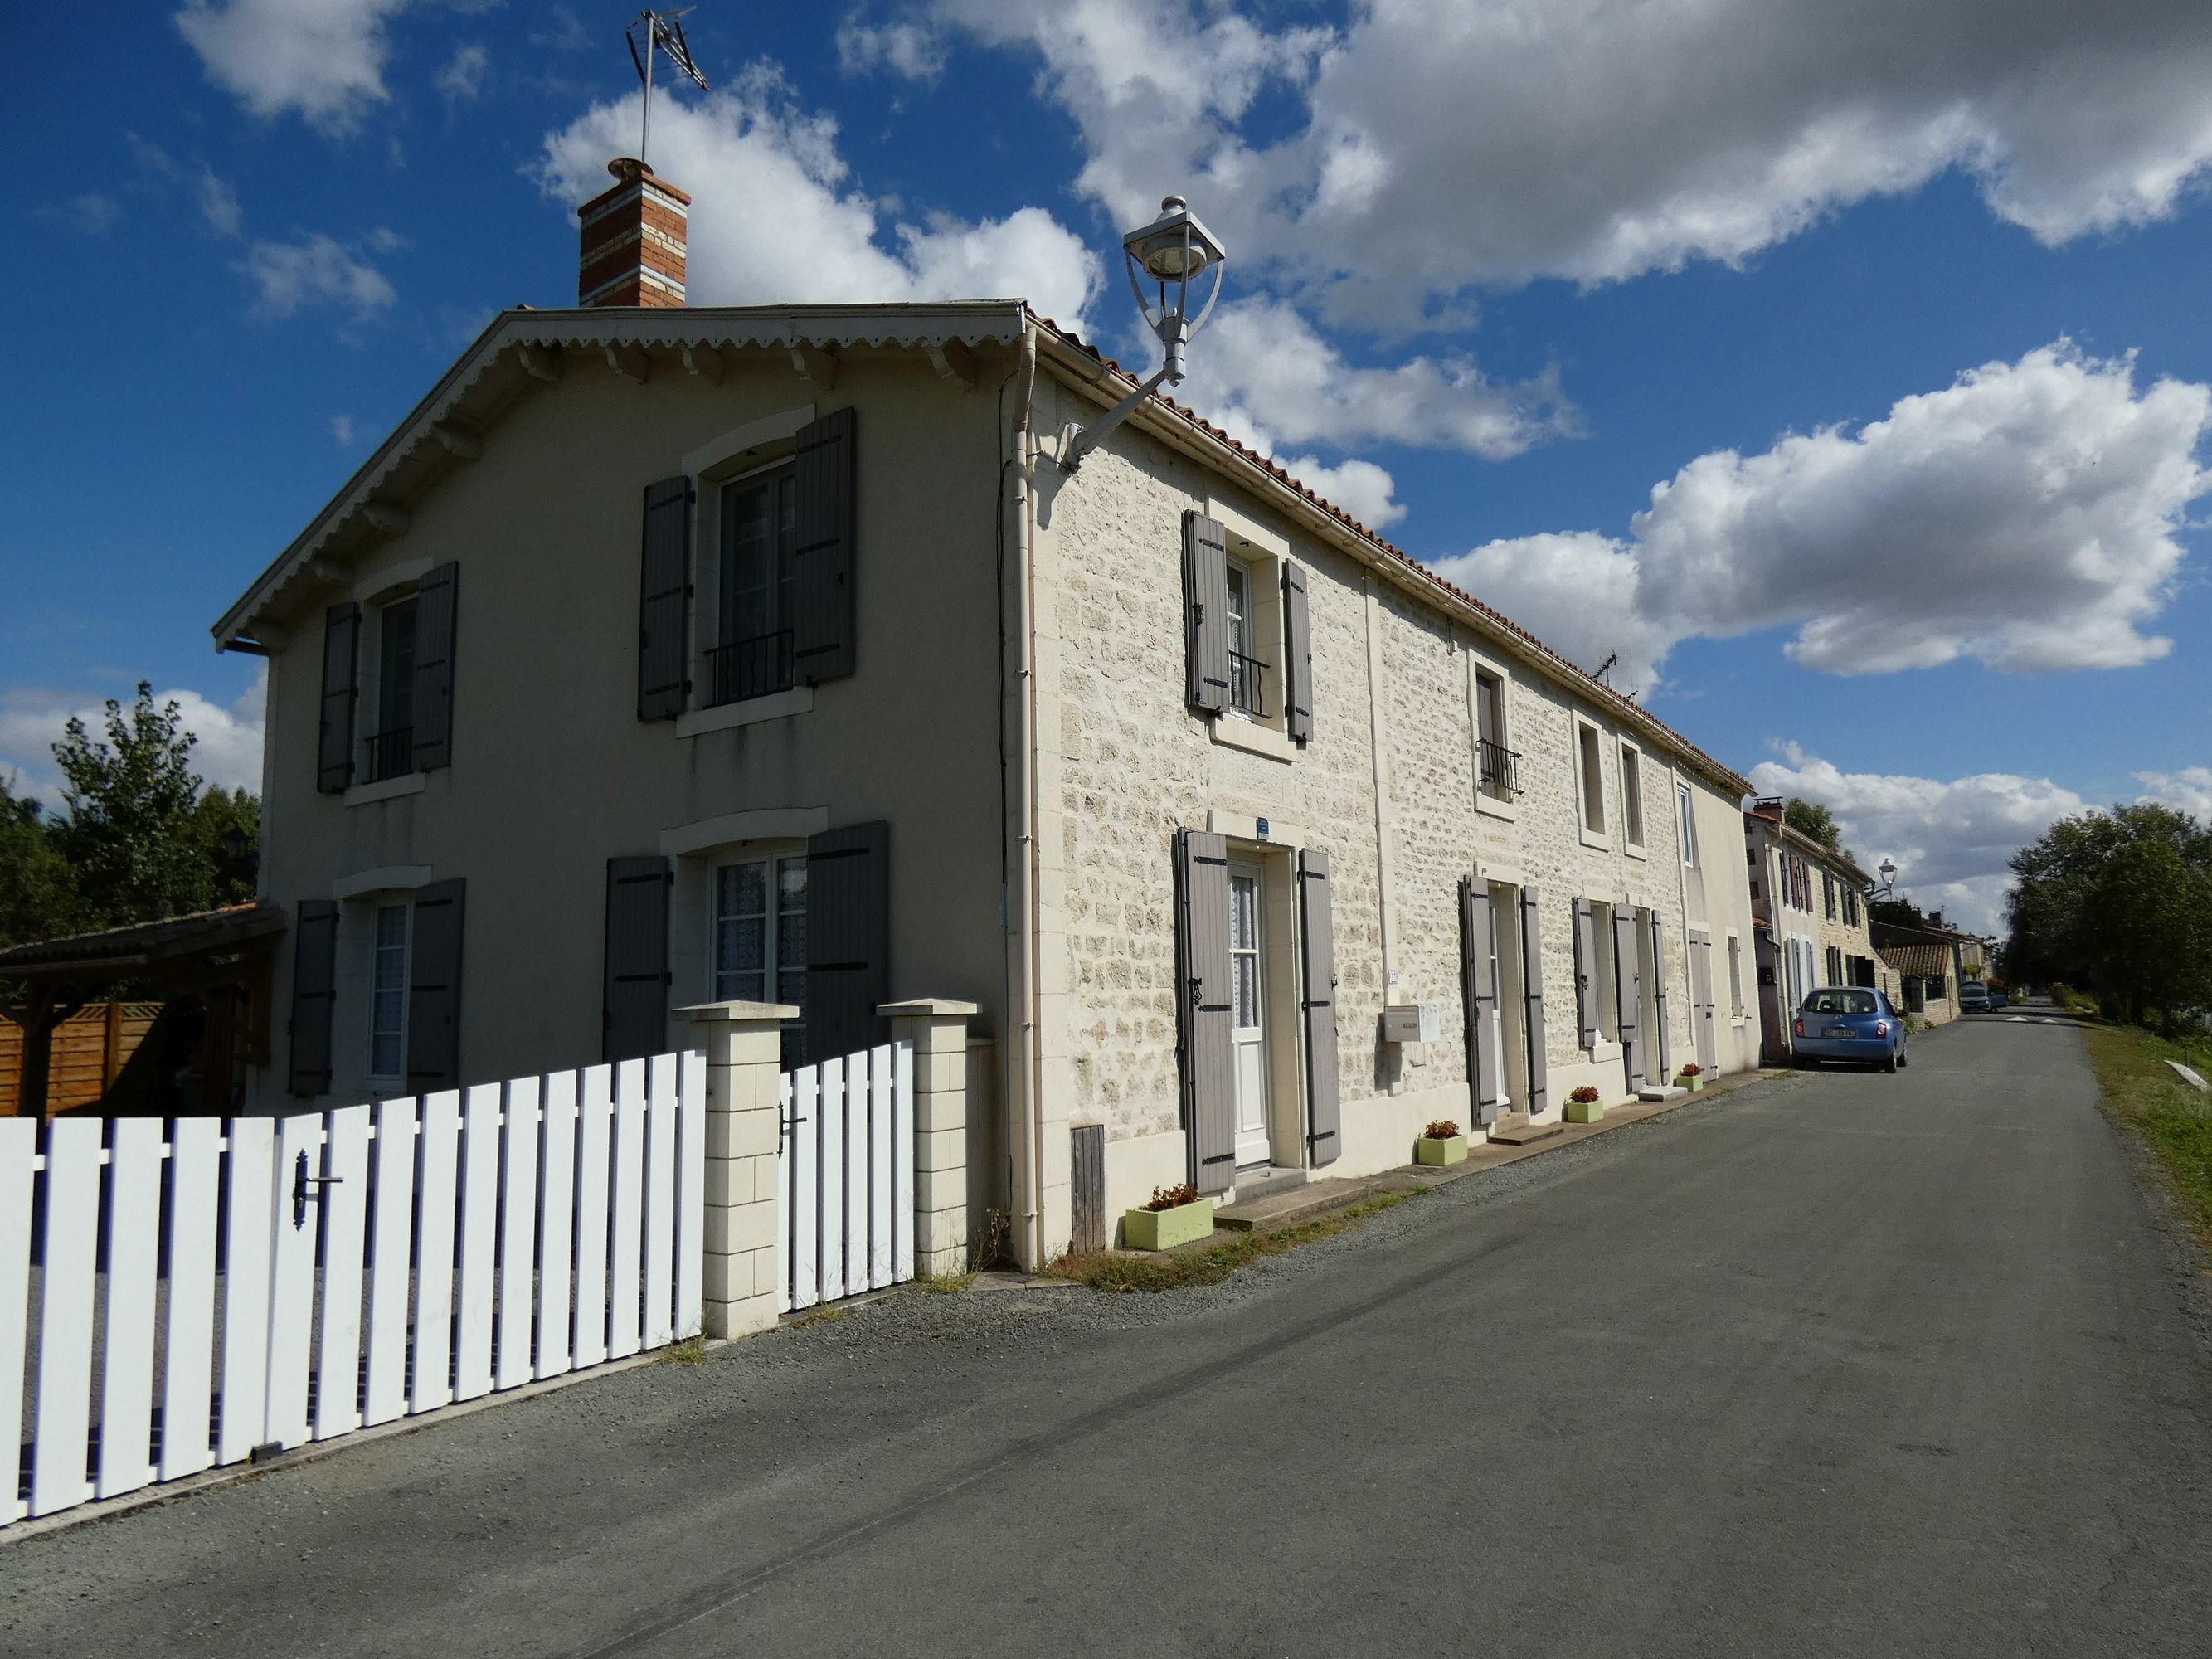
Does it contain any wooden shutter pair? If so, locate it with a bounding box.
[1572,898,1602,1048]
[1172,833,1339,1193]
[636,410,858,721]
[286,879,466,1097]
[1613,908,1643,1086]
[1179,511,1315,742]
[600,820,891,1067]
[1460,878,1502,1126]
[314,565,461,788]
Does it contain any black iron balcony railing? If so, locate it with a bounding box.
[1228,649,1267,718]
[706,629,795,708]
[1478,737,1522,799]
[362,726,413,785]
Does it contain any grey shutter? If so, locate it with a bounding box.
[1299,849,1340,1167]
[1613,907,1642,1086]
[637,476,693,721]
[1650,915,1670,1077]
[406,878,466,1092]
[1182,512,1230,714]
[1461,877,1500,1126]
[1572,898,1601,1048]
[1519,886,1548,1116]
[411,561,459,771]
[317,602,361,793]
[1281,560,1314,745]
[1690,937,1719,1073]
[792,407,858,685]
[805,820,889,1063]
[287,899,339,1097]
[603,855,672,1063]
[1174,830,1236,1192]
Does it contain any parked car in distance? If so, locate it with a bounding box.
[1959,981,1991,1013]
[1986,986,2010,1012]
[1793,987,1909,1072]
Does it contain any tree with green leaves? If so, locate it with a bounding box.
[0,772,76,948]
[44,684,259,932]
[1785,797,1841,852]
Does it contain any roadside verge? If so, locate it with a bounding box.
[2084,1024,2212,1257]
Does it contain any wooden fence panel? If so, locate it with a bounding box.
[362,1098,416,1428]
[0,1120,34,1521]
[216,1118,275,1465]
[497,1078,542,1391]
[571,1066,612,1369]
[96,1118,163,1498]
[411,1091,459,1413]
[30,1118,100,1517]
[314,1105,372,1439]
[642,1062,677,1350]
[537,1071,578,1379]
[161,1117,221,1480]
[607,1061,646,1360]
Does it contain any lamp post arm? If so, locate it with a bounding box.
[1059,358,1176,473]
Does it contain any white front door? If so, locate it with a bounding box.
[1228,864,1271,1168]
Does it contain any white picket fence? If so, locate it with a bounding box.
[2,1053,703,1525]
[777,1043,915,1312]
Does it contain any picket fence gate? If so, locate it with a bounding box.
[2,1052,704,1525]
[776,1042,915,1312]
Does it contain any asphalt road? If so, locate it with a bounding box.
[6,1015,2210,1657]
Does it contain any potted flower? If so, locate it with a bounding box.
[1564,1083,1605,1123]
[1675,1062,1704,1092]
[1417,1119,1468,1166]
[1122,1182,1214,1251]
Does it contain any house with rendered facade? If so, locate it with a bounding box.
[213,158,1761,1268]
[1743,801,1889,1061]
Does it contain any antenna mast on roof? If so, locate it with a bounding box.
[626,8,710,164]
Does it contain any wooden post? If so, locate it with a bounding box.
[879,999,977,1278]
[679,1000,796,1340]
[103,1000,124,1093]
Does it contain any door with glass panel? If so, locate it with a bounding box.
[1228,862,1271,1168]
[712,853,808,1065]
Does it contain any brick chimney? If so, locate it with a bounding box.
[576,158,690,308]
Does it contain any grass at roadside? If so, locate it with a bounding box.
[2084,1024,2212,1251]
[1049,1189,1425,1292]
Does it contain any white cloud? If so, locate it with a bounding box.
[839,17,948,82]
[1431,343,2211,693]
[916,0,2212,323]
[534,71,1100,327]
[197,170,242,236]
[0,679,266,811]
[1749,744,2089,934]
[64,194,119,234]
[1184,296,1576,461]
[332,415,356,445]
[1277,455,1403,530]
[241,233,398,319]
[2137,767,2212,820]
[435,41,488,103]
[176,0,411,134]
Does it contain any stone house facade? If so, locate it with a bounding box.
[1743,804,1889,1060]
[213,163,1761,1271]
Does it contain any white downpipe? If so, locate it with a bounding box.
[1004,327,1042,1268]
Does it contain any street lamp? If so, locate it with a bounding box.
[1874,858,1898,898]
[1061,195,1228,472]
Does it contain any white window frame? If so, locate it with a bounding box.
[708,841,809,1061]
[1468,651,1518,820]
[1575,719,1608,846]
[366,899,411,1091]
[1619,739,1646,856]
[1677,782,1699,868]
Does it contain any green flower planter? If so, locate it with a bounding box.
[1417,1133,1469,1166]
[1675,1074,1704,1092]
[1123,1199,1214,1251]
[1563,1095,1606,1124]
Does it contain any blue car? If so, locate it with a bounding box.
[1792,986,1908,1072]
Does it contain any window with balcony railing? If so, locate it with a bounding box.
[706,630,795,708]
[1478,737,1521,800]
[361,726,414,784]
[1228,649,1267,717]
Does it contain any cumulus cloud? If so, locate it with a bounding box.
[1182,297,1576,462]
[838,17,949,82]
[913,0,2212,323]
[1431,343,2210,693]
[2137,767,2212,819]
[0,679,266,811]
[435,42,489,104]
[241,233,397,319]
[332,415,356,445]
[1749,744,2089,933]
[1276,455,1403,531]
[176,0,411,134]
[535,70,1100,327]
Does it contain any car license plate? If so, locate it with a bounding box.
[1825,1025,1854,1039]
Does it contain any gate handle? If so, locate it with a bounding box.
[292,1149,344,1228]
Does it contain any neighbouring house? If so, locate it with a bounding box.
[1873,917,1977,1025]
[1742,801,1891,1063]
[211,158,1760,1267]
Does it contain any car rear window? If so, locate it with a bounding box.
[1805,990,1878,1015]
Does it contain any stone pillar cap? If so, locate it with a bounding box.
[878,998,980,1018]
[678,1000,800,1022]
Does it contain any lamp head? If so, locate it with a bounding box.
[1124,195,1225,284]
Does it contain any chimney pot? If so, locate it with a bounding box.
[576,157,691,309]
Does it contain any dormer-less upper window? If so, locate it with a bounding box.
[710,464,798,707]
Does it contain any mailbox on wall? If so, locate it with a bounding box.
[1382,1003,1441,1045]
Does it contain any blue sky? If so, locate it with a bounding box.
[3,1,2210,930]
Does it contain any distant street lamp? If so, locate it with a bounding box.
[1874,857,1898,899]
[1061,195,1228,472]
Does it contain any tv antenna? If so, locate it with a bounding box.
[626,8,710,163]
[1590,651,1619,686]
